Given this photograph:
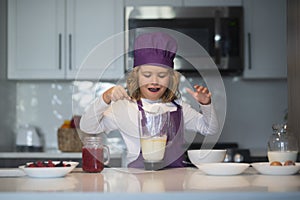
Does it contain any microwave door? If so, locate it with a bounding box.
[125,6,244,75]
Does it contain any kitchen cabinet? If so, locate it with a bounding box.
[183,0,242,6]
[243,0,287,79]
[8,0,124,80]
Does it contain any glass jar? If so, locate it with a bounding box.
[267,124,299,162]
[82,136,110,173]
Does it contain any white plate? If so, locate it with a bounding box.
[251,162,300,175]
[195,163,250,176]
[19,161,78,178]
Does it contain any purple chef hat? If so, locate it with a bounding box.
[133,32,177,68]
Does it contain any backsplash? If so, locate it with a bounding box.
[16,82,74,151]
[13,77,287,154]
[15,81,116,151]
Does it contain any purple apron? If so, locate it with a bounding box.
[128,100,187,168]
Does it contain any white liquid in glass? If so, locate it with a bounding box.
[267,151,298,162]
[141,135,167,161]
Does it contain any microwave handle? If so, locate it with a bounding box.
[247,33,252,70]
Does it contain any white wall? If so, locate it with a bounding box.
[220,77,287,154]
[183,76,287,155]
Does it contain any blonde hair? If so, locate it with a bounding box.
[126,67,181,103]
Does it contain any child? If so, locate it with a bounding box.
[80,32,219,168]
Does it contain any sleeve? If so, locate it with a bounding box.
[79,96,118,134]
[182,102,219,136]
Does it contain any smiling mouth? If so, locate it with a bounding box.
[148,88,160,92]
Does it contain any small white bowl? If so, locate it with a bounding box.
[251,162,300,175]
[195,163,250,176]
[19,161,78,178]
[188,149,226,165]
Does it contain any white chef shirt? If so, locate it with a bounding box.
[80,96,219,166]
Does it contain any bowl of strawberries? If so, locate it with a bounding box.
[19,160,78,178]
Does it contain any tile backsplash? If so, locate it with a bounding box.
[13,77,287,154]
[16,81,116,151]
[16,82,74,151]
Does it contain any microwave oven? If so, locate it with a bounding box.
[125,6,244,75]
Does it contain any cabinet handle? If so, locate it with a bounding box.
[247,33,252,70]
[214,9,221,66]
[58,34,62,70]
[69,34,72,70]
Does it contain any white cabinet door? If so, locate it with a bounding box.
[66,0,124,80]
[8,0,65,79]
[243,0,287,79]
[8,0,124,80]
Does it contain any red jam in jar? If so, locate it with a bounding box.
[82,137,110,173]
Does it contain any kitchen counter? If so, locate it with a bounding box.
[0,152,123,168]
[1,167,300,200]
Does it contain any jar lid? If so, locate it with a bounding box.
[83,136,102,143]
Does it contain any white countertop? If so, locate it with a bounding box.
[1,167,300,200]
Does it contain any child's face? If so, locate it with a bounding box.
[138,65,170,101]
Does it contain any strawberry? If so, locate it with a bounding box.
[25,160,71,168]
[47,161,56,167]
[27,163,36,167]
[35,161,45,167]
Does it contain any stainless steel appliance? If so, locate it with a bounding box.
[125,6,244,75]
[15,124,43,152]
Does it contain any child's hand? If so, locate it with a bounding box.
[186,85,211,105]
[102,85,131,104]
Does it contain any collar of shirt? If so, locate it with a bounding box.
[141,98,178,113]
